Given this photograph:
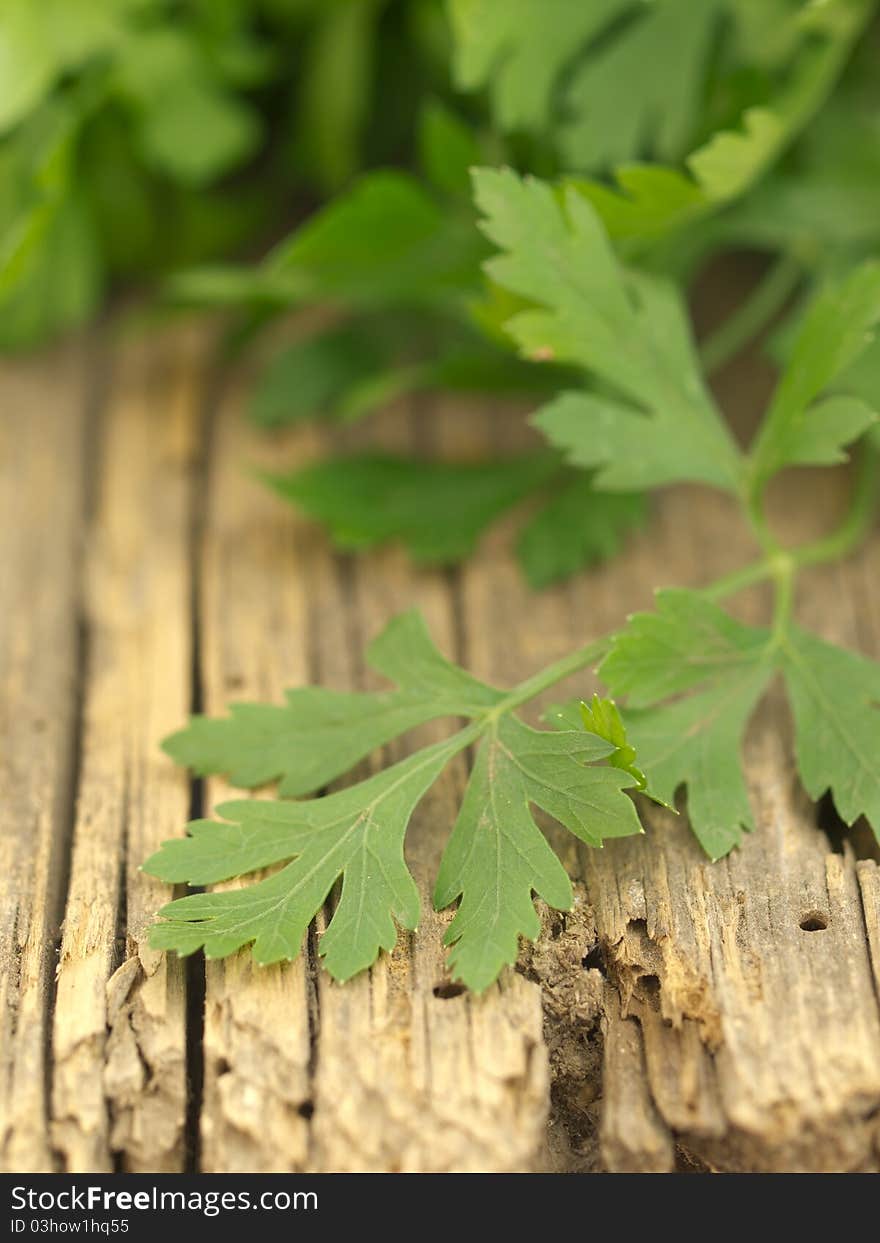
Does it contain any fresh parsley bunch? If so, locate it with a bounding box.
[146,167,880,991]
[0,0,451,348]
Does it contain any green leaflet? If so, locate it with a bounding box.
[516,475,646,589]
[265,452,559,565]
[434,715,641,991]
[781,628,880,833]
[473,168,744,492]
[261,170,484,309]
[578,695,647,793]
[622,674,771,860]
[249,323,391,426]
[162,609,503,797]
[599,590,775,857]
[249,317,572,428]
[749,263,880,483]
[0,99,103,348]
[448,0,720,171]
[149,735,464,978]
[559,0,721,173]
[447,0,632,136]
[720,89,880,254]
[599,589,772,705]
[418,99,482,199]
[599,590,880,856]
[168,170,486,313]
[113,26,264,188]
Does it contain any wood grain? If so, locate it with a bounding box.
[51,328,205,1172]
[0,342,89,1172]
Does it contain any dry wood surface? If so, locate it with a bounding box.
[1,308,879,1173]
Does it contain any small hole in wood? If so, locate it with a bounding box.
[638,973,661,999]
[297,1100,315,1119]
[581,944,607,977]
[433,981,467,1000]
[216,1058,231,1076]
[799,911,829,932]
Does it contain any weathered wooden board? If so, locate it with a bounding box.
[1,319,878,1172]
[0,341,90,1172]
[51,328,205,1173]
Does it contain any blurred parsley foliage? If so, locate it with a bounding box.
[2,0,879,583]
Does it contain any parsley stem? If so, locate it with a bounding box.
[700,254,802,376]
[794,439,880,570]
[492,637,612,716]
[704,558,774,600]
[490,442,878,713]
[707,439,879,618]
[771,555,796,641]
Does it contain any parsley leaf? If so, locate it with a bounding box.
[578,695,647,792]
[599,590,774,858]
[598,588,880,858]
[781,628,880,832]
[749,263,880,483]
[168,170,485,313]
[516,474,646,589]
[249,317,569,427]
[434,715,641,990]
[449,0,720,171]
[265,452,559,564]
[418,99,482,199]
[149,612,644,988]
[149,736,464,978]
[249,323,391,427]
[162,609,502,797]
[559,0,721,173]
[473,168,743,491]
[447,0,631,137]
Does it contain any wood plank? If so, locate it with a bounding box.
[50,328,204,1172]
[192,380,550,1171]
[195,383,315,1174]
[0,341,89,1172]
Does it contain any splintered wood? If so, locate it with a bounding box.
[51,329,203,1172]
[1,324,879,1172]
[0,342,89,1172]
